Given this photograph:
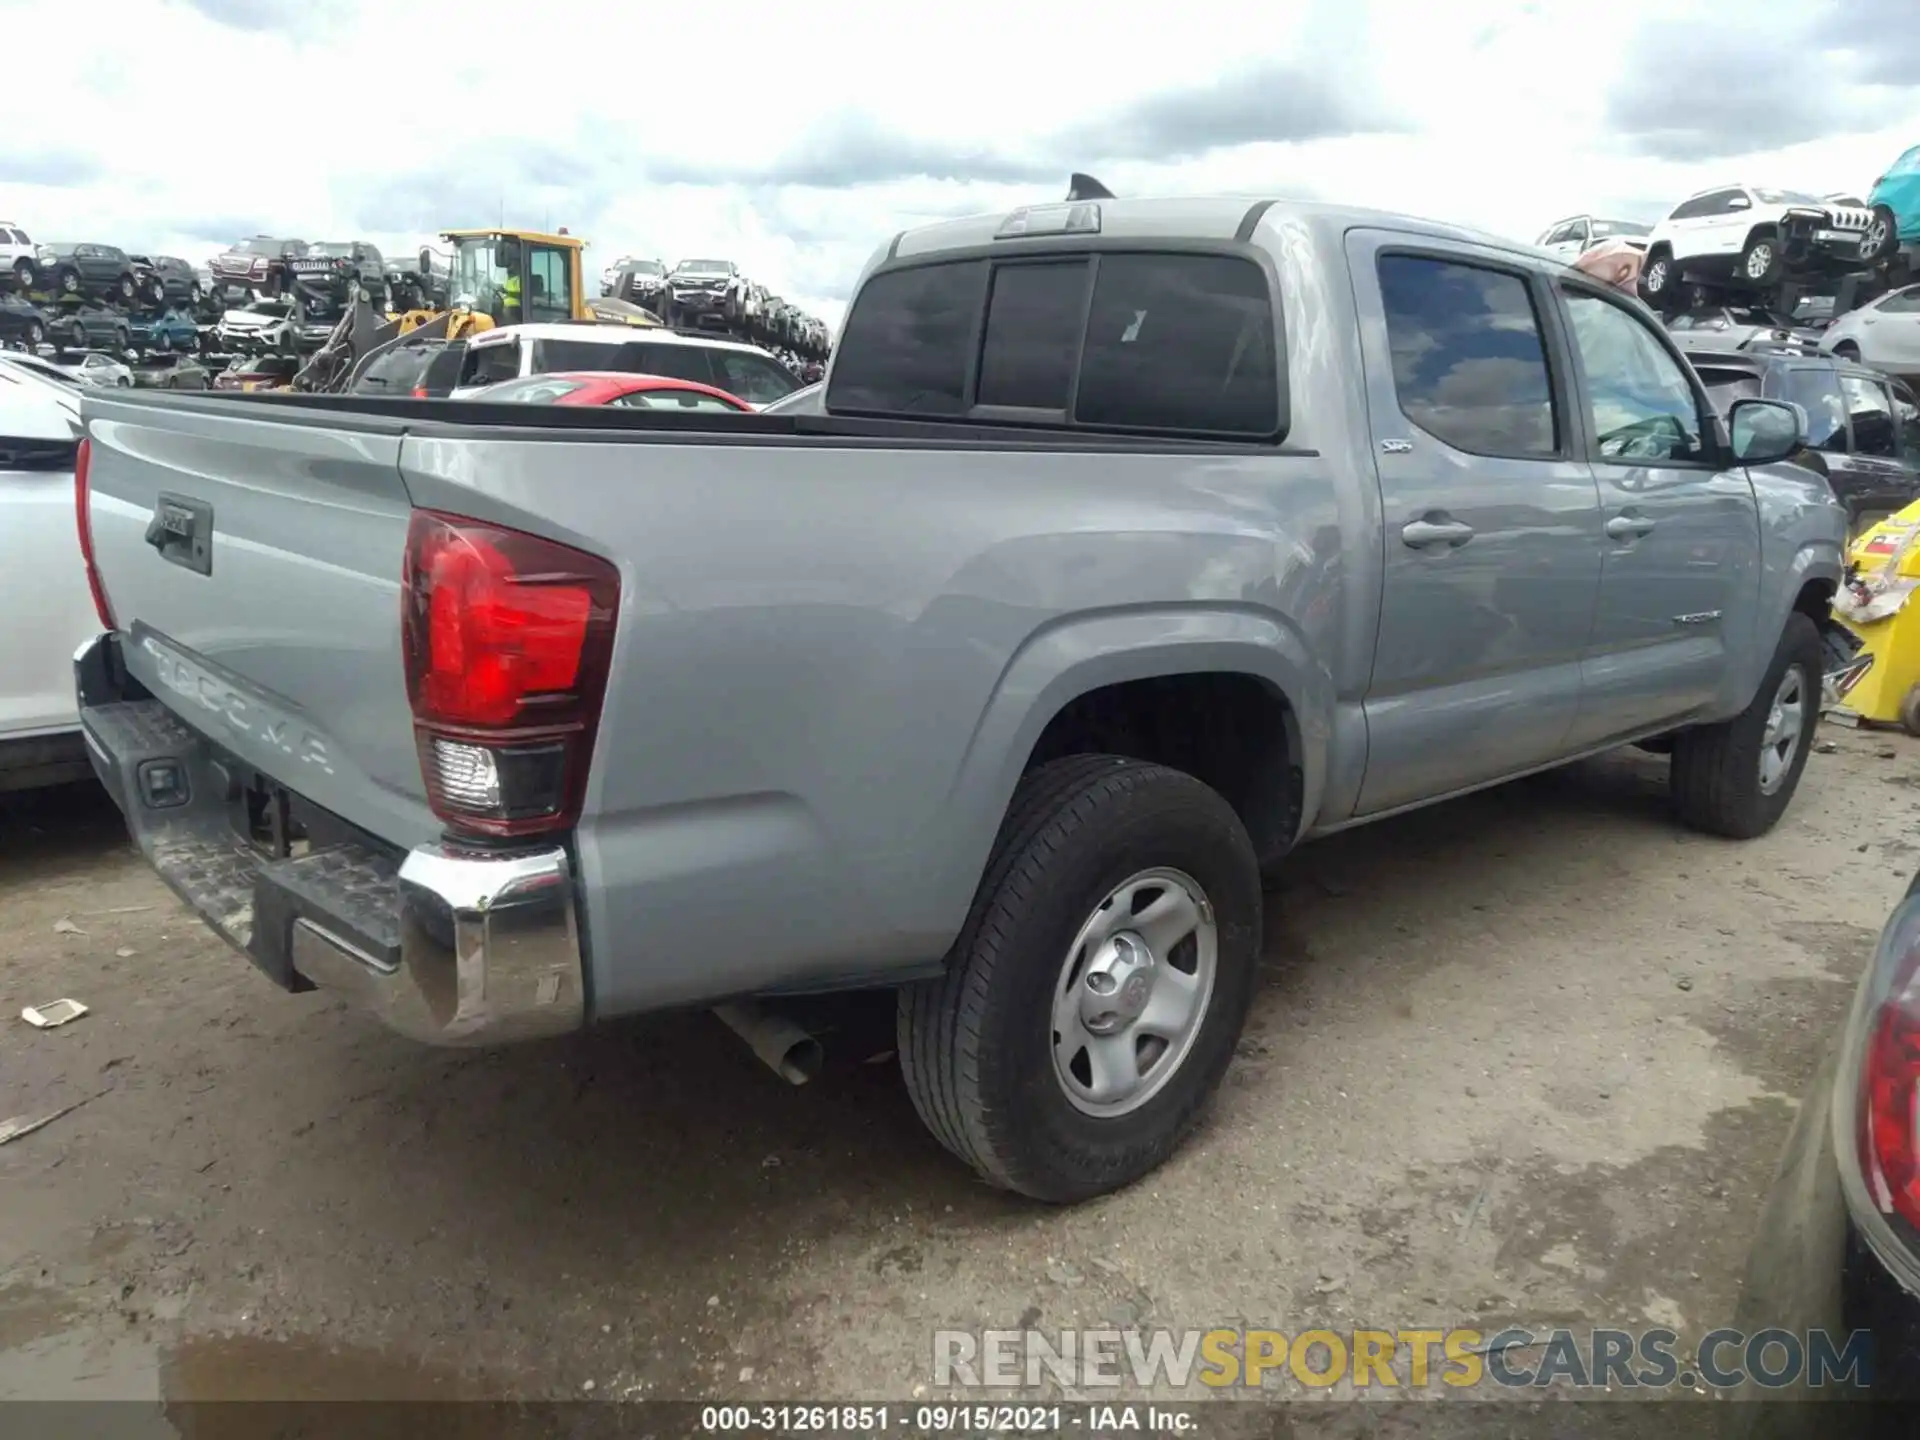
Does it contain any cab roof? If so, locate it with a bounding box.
[442,229,584,249]
[886,196,1538,264]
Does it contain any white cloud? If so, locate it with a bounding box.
[3,0,1918,334]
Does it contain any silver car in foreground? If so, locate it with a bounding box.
[73,195,1844,1202]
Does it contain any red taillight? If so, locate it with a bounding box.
[73,437,116,630]
[1864,953,1920,1229]
[412,386,429,398]
[400,510,619,839]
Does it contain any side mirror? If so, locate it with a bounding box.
[418,247,433,275]
[1729,398,1806,465]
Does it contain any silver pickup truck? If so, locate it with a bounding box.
[74,197,1845,1202]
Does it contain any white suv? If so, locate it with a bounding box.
[1640,186,1873,306]
[1534,216,1650,261]
[447,323,804,408]
[0,222,35,291]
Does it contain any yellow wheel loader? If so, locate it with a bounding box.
[294,228,661,393]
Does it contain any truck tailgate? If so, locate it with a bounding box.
[83,395,435,847]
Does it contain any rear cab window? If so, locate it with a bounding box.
[826,249,1283,440]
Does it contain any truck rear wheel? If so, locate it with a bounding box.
[1669,613,1823,839]
[897,755,1261,1202]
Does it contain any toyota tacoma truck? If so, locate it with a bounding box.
[73,196,1846,1202]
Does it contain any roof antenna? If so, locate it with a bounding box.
[1066,173,1114,202]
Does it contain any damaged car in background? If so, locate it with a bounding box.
[1640,186,1874,309]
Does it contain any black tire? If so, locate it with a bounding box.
[58,268,79,296]
[1835,340,1862,362]
[897,755,1261,1203]
[11,259,32,292]
[1670,613,1823,839]
[116,274,135,303]
[1902,685,1920,740]
[189,281,203,304]
[1863,206,1901,264]
[25,321,42,348]
[1738,232,1785,288]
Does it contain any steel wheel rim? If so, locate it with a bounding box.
[1747,245,1774,280]
[1647,259,1668,291]
[1867,219,1890,254]
[1050,866,1218,1118]
[1759,666,1807,795]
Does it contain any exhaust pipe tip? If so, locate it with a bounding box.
[714,1001,824,1086]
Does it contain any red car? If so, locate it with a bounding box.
[464,371,751,410]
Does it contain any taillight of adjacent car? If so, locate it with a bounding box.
[72,437,116,630]
[1861,922,1920,1231]
[400,510,620,839]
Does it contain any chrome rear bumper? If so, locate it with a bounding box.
[75,632,586,1047]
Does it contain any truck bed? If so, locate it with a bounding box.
[80,388,1341,1021]
[202,389,1319,454]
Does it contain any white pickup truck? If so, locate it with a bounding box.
[0,357,103,790]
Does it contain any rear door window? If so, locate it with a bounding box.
[1074,253,1278,436]
[1376,254,1557,458]
[828,261,988,417]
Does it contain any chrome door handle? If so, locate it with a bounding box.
[1606,514,1657,540]
[1401,519,1475,549]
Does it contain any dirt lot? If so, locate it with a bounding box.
[0,729,1913,1414]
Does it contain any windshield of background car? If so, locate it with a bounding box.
[1693,368,1763,410]
[629,262,665,276]
[311,244,356,258]
[46,244,79,255]
[676,261,731,275]
[1592,221,1651,238]
[234,238,278,255]
[1753,189,1822,205]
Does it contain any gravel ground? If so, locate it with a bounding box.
[0,730,1911,1417]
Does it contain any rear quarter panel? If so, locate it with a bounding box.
[398,234,1379,1013]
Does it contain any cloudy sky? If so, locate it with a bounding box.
[6,0,1918,332]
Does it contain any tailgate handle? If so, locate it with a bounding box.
[145,492,215,577]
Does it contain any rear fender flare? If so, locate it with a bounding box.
[925,606,1333,929]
